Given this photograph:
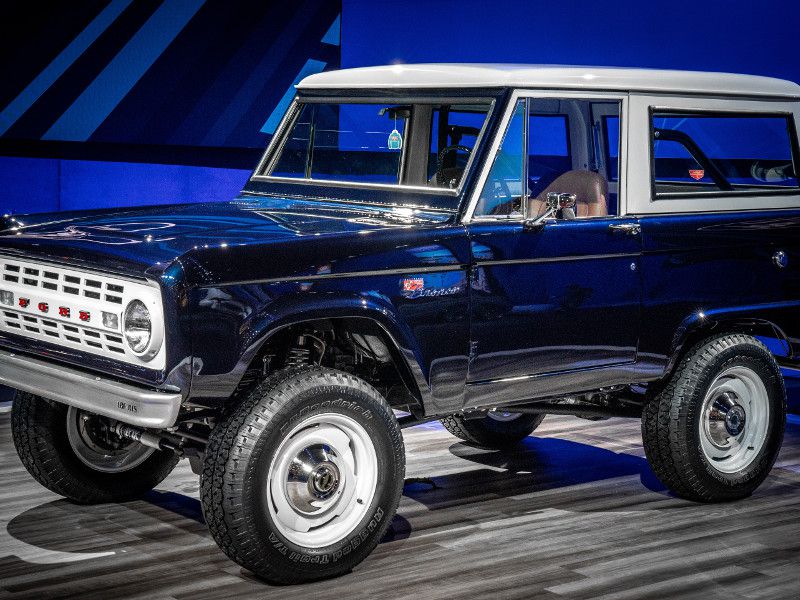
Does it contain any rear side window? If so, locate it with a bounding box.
[651,112,799,197]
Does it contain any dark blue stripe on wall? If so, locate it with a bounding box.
[0,0,133,136]
[44,0,206,142]
[90,0,277,146]
[0,1,341,152]
[2,0,163,141]
[0,2,108,109]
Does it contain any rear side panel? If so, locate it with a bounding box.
[638,210,800,375]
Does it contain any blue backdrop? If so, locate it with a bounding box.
[0,0,798,407]
[0,0,341,214]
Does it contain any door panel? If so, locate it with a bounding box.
[468,217,641,384]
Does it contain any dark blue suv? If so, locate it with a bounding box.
[2,65,800,584]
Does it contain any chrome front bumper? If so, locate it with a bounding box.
[0,349,182,428]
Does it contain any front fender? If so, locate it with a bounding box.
[186,275,471,411]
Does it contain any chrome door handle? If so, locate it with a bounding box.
[608,223,641,236]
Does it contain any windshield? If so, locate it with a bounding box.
[259,99,493,190]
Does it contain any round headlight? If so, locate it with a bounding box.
[123,300,152,354]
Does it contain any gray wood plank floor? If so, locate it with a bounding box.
[1,411,800,600]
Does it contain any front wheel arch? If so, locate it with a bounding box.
[239,315,430,413]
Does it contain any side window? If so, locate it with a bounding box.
[651,112,799,196]
[474,100,525,216]
[527,99,621,218]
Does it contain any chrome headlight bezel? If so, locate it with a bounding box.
[123,298,163,361]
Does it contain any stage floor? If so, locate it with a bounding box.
[2,412,800,599]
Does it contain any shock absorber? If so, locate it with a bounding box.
[112,422,181,453]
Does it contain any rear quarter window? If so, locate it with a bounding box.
[651,112,799,197]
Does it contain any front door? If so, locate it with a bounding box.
[465,94,642,405]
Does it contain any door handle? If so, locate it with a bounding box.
[608,223,641,236]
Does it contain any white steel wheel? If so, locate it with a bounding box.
[699,366,770,474]
[267,412,378,548]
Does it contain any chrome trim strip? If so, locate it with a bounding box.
[250,175,460,195]
[199,264,466,288]
[475,252,639,267]
[0,349,182,428]
[243,190,457,213]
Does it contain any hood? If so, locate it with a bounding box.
[0,195,454,279]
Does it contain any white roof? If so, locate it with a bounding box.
[298,64,800,98]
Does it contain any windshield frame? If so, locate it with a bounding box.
[247,91,500,209]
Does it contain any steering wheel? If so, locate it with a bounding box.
[436,144,473,187]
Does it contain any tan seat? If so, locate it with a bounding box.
[528,170,609,218]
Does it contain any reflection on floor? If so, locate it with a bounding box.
[2,413,800,599]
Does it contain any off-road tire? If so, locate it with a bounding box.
[642,333,786,502]
[11,392,179,504]
[441,412,545,448]
[200,365,405,585]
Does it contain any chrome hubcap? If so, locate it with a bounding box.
[286,445,342,512]
[700,366,769,474]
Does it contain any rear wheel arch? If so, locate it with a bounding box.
[666,316,791,384]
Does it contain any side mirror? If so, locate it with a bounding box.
[523,192,577,231]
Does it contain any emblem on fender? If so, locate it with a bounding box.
[402,278,424,292]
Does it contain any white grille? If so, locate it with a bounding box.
[3,262,126,304]
[0,255,165,369]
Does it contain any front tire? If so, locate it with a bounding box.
[642,333,786,502]
[11,392,179,504]
[441,411,544,449]
[200,366,405,585]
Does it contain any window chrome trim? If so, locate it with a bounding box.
[648,107,800,201]
[249,95,496,197]
[462,89,629,223]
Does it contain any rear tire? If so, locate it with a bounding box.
[200,366,405,585]
[11,392,179,504]
[642,333,785,502]
[441,411,544,449]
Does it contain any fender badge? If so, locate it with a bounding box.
[402,278,424,292]
[689,169,705,181]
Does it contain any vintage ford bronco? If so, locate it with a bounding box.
[2,65,800,583]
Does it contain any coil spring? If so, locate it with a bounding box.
[285,346,311,368]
